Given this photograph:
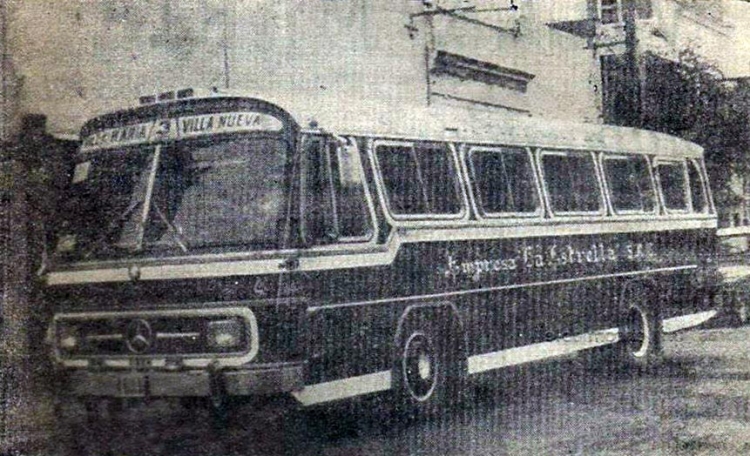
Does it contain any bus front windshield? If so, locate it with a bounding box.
[55,135,292,262]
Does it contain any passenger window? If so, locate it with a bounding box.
[331,141,373,239]
[302,137,373,245]
[375,142,462,217]
[656,161,689,212]
[688,159,708,214]
[467,147,539,216]
[603,155,655,214]
[541,151,602,214]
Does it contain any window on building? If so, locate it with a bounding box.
[603,154,655,214]
[431,51,535,93]
[541,151,603,215]
[467,147,540,216]
[598,0,652,24]
[600,0,621,24]
[302,136,373,244]
[656,160,689,212]
[376,142,463,217]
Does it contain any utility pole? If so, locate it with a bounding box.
[222,3,232,90]
[623,0,643,128]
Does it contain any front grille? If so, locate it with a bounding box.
[54,309,255,361]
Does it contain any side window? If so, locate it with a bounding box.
[602,154,655,214]
[656,160,689,212]
[540,151,603,215]
[302,136,373,245]
[688,159,708,214]
[467,147,540,216]
[302,138,336,243]
[331,141,374,239]
[375,142,463,217]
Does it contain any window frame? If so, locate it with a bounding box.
[299,134,377,246]
[537,148,607,218]
[370,138,468,223]
[653,158,692,215]
[598,0,623,24]
[688,158,711,215]
[600,153,658,217]
[598,0,653,24]
[463,145,544,220]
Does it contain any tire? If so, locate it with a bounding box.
[394,314,465,420]
[616,302,661,372]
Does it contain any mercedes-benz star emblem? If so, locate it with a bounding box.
[126,319,153,354]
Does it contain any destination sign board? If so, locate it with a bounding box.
[80,112,285,152]
[178,112,284,139]
[81,121,156,152]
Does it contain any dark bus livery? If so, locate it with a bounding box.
[45,91,719,415]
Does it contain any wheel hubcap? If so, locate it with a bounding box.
[418,354,431,380]
[402,332,438,402]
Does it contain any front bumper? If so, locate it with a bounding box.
[62,363,305,398]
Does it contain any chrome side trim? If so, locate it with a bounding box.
[468,327,620,374]
[291,371,392,406]
[662,310,717,333]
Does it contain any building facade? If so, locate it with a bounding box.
[8,0,609,135]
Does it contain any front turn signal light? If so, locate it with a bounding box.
[207,319,243,349]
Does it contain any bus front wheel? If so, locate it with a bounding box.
[394,316,464,420]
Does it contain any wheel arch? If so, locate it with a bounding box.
[619,277,660,311]
[393,301,468,366]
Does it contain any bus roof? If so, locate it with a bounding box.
[81,93,705,159]
[288,99,704,159]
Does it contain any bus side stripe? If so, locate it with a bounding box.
[291,371,392,406]
[662,310,717,333]
[467,328,620,375]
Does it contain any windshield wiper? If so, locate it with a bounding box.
[152,203,189,253]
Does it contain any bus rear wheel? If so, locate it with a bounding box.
[394,317,464,420]
[617,303,661,371]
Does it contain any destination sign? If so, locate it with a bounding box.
[178,112,284,139]
[81,121,156,152]
[80,111,285,152]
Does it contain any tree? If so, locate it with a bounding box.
[641,48,750,225]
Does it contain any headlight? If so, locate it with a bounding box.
[207,319,243,350]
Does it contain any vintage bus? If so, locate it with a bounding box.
[45,90,719,419]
